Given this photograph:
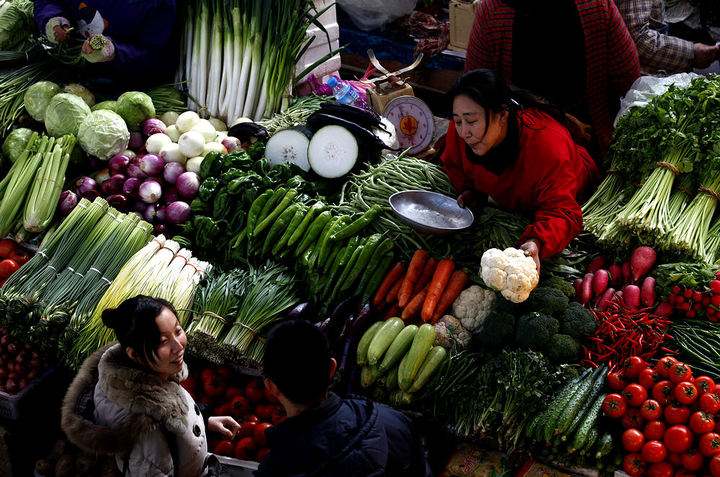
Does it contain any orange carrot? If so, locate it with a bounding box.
[430,270,469,323]
[398,250,429,307]
[384,303,401,320]
[421,258,455,322]
[386,279,403,304]
[402,286,428,321]
[373,262,405,306]
[412,257,438,295]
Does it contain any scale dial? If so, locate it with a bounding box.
[383,95,435,155]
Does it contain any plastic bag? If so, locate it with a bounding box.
[614,73,699,126]
[337,0,418,31]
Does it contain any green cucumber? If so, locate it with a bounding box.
[379,325,417,373]
[361,365,381,388]
[594,433,614,460]
[356,321,383,366]
[570,392,605,453]
[398,324,435,391]
[542,368,593,444]
[556,366,606,437]
[367,318,404,366]
[561,368,607,442]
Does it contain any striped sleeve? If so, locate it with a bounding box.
[606,0,641,96]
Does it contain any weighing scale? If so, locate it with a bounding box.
[383,95,435,155]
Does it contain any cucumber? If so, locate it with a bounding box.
[356,321,383,366]
[556,366,607,436]
[582,427,599,454]
[384,366,399,390]
[379,325,417,373]
[542,368,593,443]
[398,324,435,391]
[561,368,608,442]
[570,392,605,453]
[367,318,404,366]
[361,365,381,388]
[594,433,614,461]
[409,346,447,393]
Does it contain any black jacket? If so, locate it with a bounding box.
[255,393,432,477]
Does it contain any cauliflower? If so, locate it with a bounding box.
[480,247,539,303]
[434,315,471,349]
[452,285,496,332]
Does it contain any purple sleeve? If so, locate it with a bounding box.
[33,0,70,32]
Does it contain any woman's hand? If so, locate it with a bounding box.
[520,240,541,274]
[208,416,241,439]
[457,190,477,209]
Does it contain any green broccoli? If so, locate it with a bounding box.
[542,275,576,299]
[515,312,560,350]
[561,302,597,338]
[545,334,581,362]
[475,309,517,349]
[522,286,569,318]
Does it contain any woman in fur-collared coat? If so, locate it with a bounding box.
[61,296,240,476]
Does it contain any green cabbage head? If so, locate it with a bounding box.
[116,91,155,130]
[44,93,91,138]
[78,110,130,160]
[24,81,61,122]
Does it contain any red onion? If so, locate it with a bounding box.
[93,168,110,185]
[164,187,179,204]
[58,190,78,217]
[155,205,167,223]
[176,172,199,199]
[139,154,164,177]
[142,118,167,137]
[106,194,129,210]
[139,180,162,204]
[163,161,185,184]
[222,136,242,153]
[154,223,167,235]
[109,154,130,174]
[127,163,148,180]
[143,203,159,223]
[129,132,144,150]
[166,201,191,224]
[80,189,99,201]
[132,201,148,214]
[75,176,97,196]
[101,174,125,196]
[123,177,141,197]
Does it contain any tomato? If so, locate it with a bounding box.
[642,440,667,463]
[213,440,233,456]
[253,422,272,447]
[656,356,679,377]
[668,451,683,466]
[641,400,662,421]
[623,408,644,429]
[608,371,627,391]
[664,425,693,453]
[236,421,257,438]
[233,437,256,460]
[8,250,29,266]
[257,448,270,462]
[225,386,242,399]
[690,412,716,434]
[263,386,278,403]
[710,455,720,477]
[624,356,647,379]
[681,449,704,471]
[602,393,627,418]
[653,380,674,405]
[623,429,645,452]
[715,383,720,395]
[245,380,264,403]
[665,402,691,424]
[229,395,250,416]
[0,239,16,258]
[639,368,660,390]
[246,414,259,423]
[675,381,700,404]
[624,384,649,407]
[695,376,716,395]
[623,453,645,477]
[254,404,274,421]
[671,362,693,384]
[647,462,673,477]
[700,432,720,457]
[0,259,19,279]
[180,376,196,395]
[217,366,232,381]
[700,393,720,415]
[675,471,697,477]
[645,421,666,440]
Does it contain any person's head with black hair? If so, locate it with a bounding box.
[263,320,336,415]
[101,295,187,378]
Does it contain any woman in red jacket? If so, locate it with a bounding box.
[441,70,599,269]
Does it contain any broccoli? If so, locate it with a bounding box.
[522,286,569,318]
[515,312,560,350]
[545,334,581,362]
[543,275,576,299]
[561,302,597,338]
[475,309,517,349]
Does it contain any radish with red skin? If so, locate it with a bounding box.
[630,246,656,282]
[593,269,610,296]
[609,263,623,287]
[623,262,632,284]
[711,280,720,294]
[587,256,606,274]
[574,278,583,302]
[623,285,640,309]
[655,302,673,317]
[641,277,656,307]
[598,288,616,311]
[581,273,594,305]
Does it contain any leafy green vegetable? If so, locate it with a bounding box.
[77,110,130,160]
[23,81,60,122]
[2,127,33,163]
[44,93,91,137]
[116,91,155,130]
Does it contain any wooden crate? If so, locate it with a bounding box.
[449,0,480,52]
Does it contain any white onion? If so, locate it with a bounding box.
[146,133,173,154]
[160,111,180,126]
[191,119,217,142]
[203,142,227,156]
[165,124,181,142]
[159,143,187,165]
[176,111,200,133]
[186,156,204,174]
[178,131,206,157]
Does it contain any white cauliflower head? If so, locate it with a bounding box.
[452,285,496,332]
[480,247,539,303]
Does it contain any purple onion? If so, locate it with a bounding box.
[80,189,100,201]
[109,154,130,174]
[221,136,242,153]
[129,132,144,150]
[127,163,148,180]
[139,180,162,204]
[123,177,141,197]
[93,169,110,185]
[75,176,97,196]
[142,118,167,137]
[166,201,191,224]
[123,150,137,161]
[132,200,148,214]
[155,205,167,223]
[163,187,179,204]
[143,204,159,223]
[154,223,167,235]
[106,194,128,210]
[101,174,125,196]
[163,162,185,185]
[176,172,199,199]
[58,190,78,217]
[139,154,164,177]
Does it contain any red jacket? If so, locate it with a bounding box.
[441,109,599,259]
[465,0,640,155]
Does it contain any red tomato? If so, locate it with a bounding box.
[245,380,264,403]
[217,367,232,381]
[653,381,674,405]
[602,393,627,418]
[700,393,720,415]
[640,400,662,421]
[715,383,720,395]
[664,425,693,453]
[639,368,660,390]
[253,422,272,447]
[229,395,250,416]
[0,259,19,279]
[668,452,683,466]
[0,239,16,258]
[700,433,720,457]
[624,356,647,379]
[246,415,259,423]
[656,356,678,377]
[263,386,278,403]
[624,384,649,407]
[623,408,644,429]
[233,437,256,460]
[623,429,645,452]
[254,404,274,421]
[642,440,667,463]
[213,440,233,456]
[665,402,691,424]
[257,448,270,462]
[681,449,704,471]
[647,462,673,477]
[675,381,700,404]
[710,455,720,477]
[225,386,242,399]
[608,371,627,391]
[675,471,697,477]
[8,250,29,266]
[690,412,716,435]
[645,421,666,441]
[671,362,693,384]
[695,376,716,395]
[623,453,645,477]
[236,421,257,438]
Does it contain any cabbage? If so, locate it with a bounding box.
[92,100,118,112]
[44,93,91,138]
[23,81,61,122]
[2,128,33,163]
[116,91,155,131]
[78,110,130,160]
[64,83,96,107]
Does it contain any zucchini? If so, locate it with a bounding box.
[556,366,606,436]
[356,321,383,366]
[361,365,381,388]
[389,389,414,407]
[379,325,417,373]
[367,318,404,366]
[570,392,605,453]
[409,346,447,393]
[384,366,399,390]
[542,368,593,443]
[398,324,435,391]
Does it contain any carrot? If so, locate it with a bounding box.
[384,303,401,320]
[402,286,428,321]
[398,249,429,307]
[386,279,403,304]
[373,262,405,306]
[430,270,469,322]
[412,257,438,295]
[421,258,455,322]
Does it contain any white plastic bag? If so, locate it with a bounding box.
[337,0,418,31]
[615,73,699,126]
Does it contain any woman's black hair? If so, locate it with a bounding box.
[101,295,178,366]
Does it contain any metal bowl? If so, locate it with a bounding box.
[389,190,474,235]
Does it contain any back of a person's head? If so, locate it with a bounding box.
[264,320,331,406]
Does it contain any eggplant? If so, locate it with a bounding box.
[315,297,357,349]
[317,102,382,130]
[228,121,269,143]
[306,112,387,151]
[286,302,316,322]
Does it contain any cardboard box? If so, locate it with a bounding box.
[449,0,480,52]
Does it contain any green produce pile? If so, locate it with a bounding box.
[671,319,720,379]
